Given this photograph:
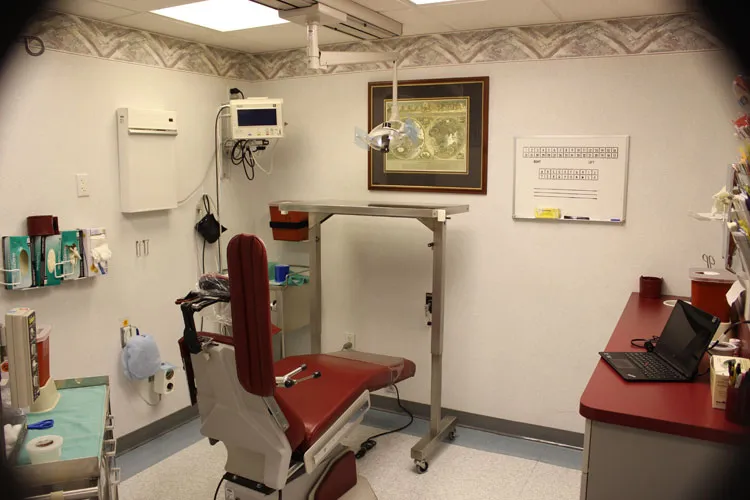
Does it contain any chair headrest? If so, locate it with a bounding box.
[227,234,275,397]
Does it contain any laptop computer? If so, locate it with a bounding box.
[600,300,720,382]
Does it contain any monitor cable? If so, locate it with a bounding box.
[230,140,257,181]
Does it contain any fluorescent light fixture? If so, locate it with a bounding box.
[152,0,288,32]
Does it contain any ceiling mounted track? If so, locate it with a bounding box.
[249,0,403,40]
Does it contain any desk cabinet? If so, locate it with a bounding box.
[580,294,748,500]
[581,420,731,500]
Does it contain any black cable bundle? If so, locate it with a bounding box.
[230,140,257,181]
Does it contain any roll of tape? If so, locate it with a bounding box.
[26,435,63,464]
[709,342,739,357]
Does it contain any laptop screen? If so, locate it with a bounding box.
[654,300,720,376]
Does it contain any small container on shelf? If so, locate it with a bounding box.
[725,384,750,425]
[639,276,663,299]
[690,268,735,322]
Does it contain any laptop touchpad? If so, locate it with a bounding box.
[612,359,635,369]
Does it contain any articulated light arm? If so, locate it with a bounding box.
[307,23,400,122]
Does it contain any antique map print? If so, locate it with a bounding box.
[384,98,469,174]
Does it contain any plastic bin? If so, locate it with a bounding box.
[690,268,735,322]
[269,205,309,242]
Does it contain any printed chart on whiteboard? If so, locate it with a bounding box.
[513,136,630,223]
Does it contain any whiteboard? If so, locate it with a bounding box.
[513,136,630,223]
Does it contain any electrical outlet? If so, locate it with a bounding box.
[345,332,356,350]
[76,173,90,197]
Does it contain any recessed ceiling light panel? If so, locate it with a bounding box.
[152,0,288,32]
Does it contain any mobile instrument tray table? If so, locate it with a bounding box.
[274,200,469,473]
[15,376,119,500]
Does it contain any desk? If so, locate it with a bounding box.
[579,293,749,500]
[275,200,469,471]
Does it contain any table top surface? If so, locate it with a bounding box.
[273,200,470,218]
[580,292,750,444]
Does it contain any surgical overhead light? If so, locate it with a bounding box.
[280,4,418,153]
[355,118,419,154]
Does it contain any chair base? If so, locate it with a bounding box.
[223,475,377,500]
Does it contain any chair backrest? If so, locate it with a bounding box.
[227,234,275,397]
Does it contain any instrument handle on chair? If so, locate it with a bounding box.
[292,371,322,386]
[276,364,310,388]
[277,370,321,388]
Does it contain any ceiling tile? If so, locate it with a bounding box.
[97,0,195,12]
[419,0,560,31]
[49,0,137,20]
[352,0,411,12]
[542,0,688,22]
[381,7,453,35]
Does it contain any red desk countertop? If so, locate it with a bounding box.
[580,292,750,445]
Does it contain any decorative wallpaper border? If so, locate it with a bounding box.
[27,10,720,82]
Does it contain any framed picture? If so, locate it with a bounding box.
[368,76,489,194]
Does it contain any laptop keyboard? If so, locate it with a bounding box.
[624,352,683,380]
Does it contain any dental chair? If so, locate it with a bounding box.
[178,234,416,499]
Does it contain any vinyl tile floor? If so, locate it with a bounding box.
[117,410,582,499]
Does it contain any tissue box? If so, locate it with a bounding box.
[2,236,32,290]
[710,355,750,409]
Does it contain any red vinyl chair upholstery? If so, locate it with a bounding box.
[227,234,276,397]
[227,234,416,453]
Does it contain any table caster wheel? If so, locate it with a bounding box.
[415,460,429,474]
[448,430,457,442]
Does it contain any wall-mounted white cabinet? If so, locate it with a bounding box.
[116,108,178,213]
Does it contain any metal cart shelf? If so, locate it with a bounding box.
[275,200,469,472]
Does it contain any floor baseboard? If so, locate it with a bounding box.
[117,397,583,456]
[117,405,199,456]
[370,395,583,449]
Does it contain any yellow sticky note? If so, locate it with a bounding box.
[535,208,561,219]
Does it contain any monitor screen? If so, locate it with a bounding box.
[654,301,720,376]
[237,108,278,127]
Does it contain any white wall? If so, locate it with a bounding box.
[0,47,737,438]
[243,52,738,433]
[0,48,258,436]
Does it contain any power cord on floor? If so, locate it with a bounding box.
[355,385,414,460]
[213,477,224,500]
